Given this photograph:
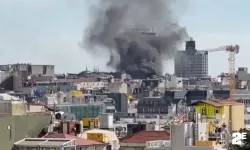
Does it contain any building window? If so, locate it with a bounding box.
[201,107,206,115]
[87,146,95,150]
[215,109,219,114]
[135,104,137,108]
[123,127,126,131]
[106,145,112,150]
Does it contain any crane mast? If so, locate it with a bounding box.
[197,45,239,100]
[226,45,239,100]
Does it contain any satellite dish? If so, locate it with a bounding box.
[55,111,64,120]
[116,126,123,131]
[61,113,71,121]
[27,75,31,80]
[70,114,76,121]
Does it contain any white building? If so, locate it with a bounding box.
[109,82,130,94]
[75,81,108,90]
[158,75,183,90]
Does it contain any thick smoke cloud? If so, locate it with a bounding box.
[83,0,188,78]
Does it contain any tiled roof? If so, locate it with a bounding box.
[119,130,170,143]
[43,133,105,146]
[189,99,243,106]
[189,100,221,106]
[215,100,243,105]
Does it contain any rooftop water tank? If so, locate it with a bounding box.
[79,121,83,133]
[99,113,114,129]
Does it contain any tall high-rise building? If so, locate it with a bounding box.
[174,38,208,78]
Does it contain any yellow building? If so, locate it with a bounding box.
[81,129,120,150]
[82,118,99,128]
[71,90,83,97]
[189,100,244,131]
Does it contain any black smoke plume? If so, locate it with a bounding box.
[83,0,188,78]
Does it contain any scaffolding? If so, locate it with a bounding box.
[55,103,106,120]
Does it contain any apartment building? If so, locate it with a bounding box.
[137,97,169,115]
[174,38,208,78]
[189,100,244,131]
[0,63,54,76]
[73,78,108,90]
[144,122,228,150]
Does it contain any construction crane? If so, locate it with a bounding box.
[197,45,240,100]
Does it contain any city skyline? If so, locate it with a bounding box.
[0,0,249,76]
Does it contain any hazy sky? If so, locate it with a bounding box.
[0,0,249,76]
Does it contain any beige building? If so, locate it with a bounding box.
[26,104,47,113]
[0,93,26,115]
[80,129,120,150]
[0,93,49,115]
[109,82,130,94]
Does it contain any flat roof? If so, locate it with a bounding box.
[14,138,75,148]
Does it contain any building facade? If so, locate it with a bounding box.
[174,38,208,78]
[0,63,54,76]
[0,114,51,150]
[0,63,55,92]
[137,97,169,115]
[190,100,244,131]
[107,93,128,116]
[75,81,108,90]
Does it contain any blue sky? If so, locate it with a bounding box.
[0,0,249,76]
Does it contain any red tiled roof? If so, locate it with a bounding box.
[119,130,170,143]
[43,133,105,146]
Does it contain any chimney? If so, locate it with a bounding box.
[146,123,155,131]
